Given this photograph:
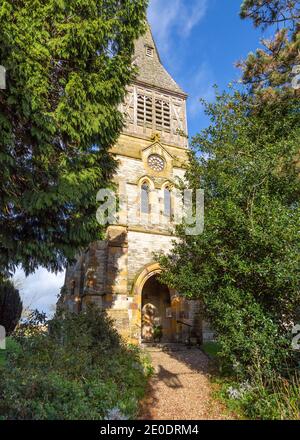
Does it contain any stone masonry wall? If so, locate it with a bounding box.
[127,231,176,289]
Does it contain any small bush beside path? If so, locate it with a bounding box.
[0,306,152,420]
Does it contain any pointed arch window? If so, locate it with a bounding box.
[164,186,172,217]
[141,182,150,214]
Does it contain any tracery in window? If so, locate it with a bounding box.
[147,154,165,172]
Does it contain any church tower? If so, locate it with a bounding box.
[61,24,204,344]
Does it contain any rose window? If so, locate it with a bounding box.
[147,154,165,172]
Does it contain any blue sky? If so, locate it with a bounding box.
[149,0,270,136]
[14,0,270,316]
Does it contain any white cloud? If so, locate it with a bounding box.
[148,0,207,53]
[182,1,208,37]
[13,268,65,317]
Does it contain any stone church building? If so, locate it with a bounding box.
[60,24,211,345]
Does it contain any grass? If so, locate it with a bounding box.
[212,377,247,419]
[211,365,300,420]
[201,340,300,419]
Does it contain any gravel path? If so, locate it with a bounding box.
[139,349,233,420]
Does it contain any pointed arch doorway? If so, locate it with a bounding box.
[131,263,191,344]
[141,274,173,343]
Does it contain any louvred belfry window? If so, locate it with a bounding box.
[145,46,154,57]
[136,93,172,133]
[137,94,153,127]
[155,99,171,132]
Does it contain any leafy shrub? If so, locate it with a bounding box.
[204,287,294,378]
[0,336,21,367]
[201,341,221,358]
[0,305,152,420]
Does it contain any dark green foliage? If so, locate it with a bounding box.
[158,1,300,416]
[0,279,22,334]
[159,91,300,378]
[240,0,300,28]
[0,0,148,275]
[238,1,300,100]
[201,341,221,358]
[0,337,21,367]
[0,305,152,420]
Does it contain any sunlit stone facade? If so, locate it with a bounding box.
[60,24,209,344]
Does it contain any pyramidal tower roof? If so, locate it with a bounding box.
[133,23,187,97]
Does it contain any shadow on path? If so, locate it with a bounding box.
[156,364,183,389]
[139,348,234,420]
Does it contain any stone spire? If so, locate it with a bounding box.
[133,23,186,96]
